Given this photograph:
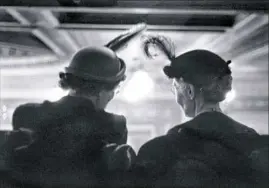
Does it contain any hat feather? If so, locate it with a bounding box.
[142,35,176,60]
[105,23,147,51]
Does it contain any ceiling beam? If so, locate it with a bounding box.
[0,7,239,15]
[39,10,80,52]
[207,14,268,51]
[0,24,228,33]
[58,24,228,32]
[0,23,34,32]
[232,45,268,64]
[0,11,80,54]
[6,8,66,56]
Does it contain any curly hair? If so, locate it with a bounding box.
[58,72,120,95]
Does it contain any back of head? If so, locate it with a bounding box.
[164,50,232,103]
[59,46,126,95]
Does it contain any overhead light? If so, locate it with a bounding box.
[122,70,154,103]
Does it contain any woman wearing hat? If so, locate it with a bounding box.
[132,37,264,187]
[3,46,134,187]
[1,23,148,188]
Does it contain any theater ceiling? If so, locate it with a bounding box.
[0,1,268,128]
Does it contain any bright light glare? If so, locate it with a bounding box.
[123,70,154,103]
[224,89,236,103]
[47,88,68,102]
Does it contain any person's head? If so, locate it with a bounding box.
[163,50,232,117]
[59,46,126,109]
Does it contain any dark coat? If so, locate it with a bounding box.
[12,95,127,145]
[133,112,264,188]
[5,95,128,187]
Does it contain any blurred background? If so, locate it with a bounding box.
[0,0,268,151]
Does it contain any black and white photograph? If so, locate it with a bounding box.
[0,1,268,187]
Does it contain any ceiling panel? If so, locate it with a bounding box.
[0,31,52,51]
[0,10,18,22]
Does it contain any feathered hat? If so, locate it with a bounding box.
[62,23,147,83]
[142,35,232,84]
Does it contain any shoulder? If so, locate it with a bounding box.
[13,103,41,120]
[13,100,51,113]
[12,101,50,130]
[137,135,174,160]
[104,112,127,133]
[112,114,127,125]
[14,102,40,112]
[225,115,259,135]
[139,136,170,150]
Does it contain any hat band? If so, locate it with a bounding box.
[65,58,126,83]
